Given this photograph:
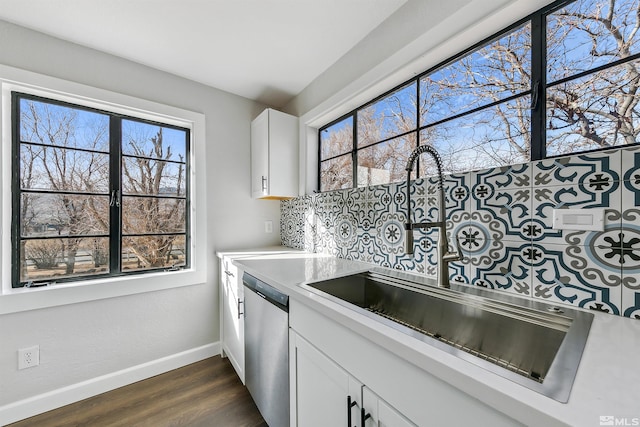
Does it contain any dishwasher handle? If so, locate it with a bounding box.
[242,273,289,312]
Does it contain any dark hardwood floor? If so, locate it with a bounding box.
[8,356,267,427]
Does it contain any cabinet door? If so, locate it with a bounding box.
[291,333,361,427]
[251,110,269,198]
[362,387,416,427]
[220,257,245,383]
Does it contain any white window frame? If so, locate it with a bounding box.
[0,64,207,314]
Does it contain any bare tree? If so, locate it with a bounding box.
[320,123,353,190]
[547,0,640,152]
[20,100,108,277]
[320,0,640,190]
[121,128,186,268]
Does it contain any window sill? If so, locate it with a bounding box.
[0,268,206,315]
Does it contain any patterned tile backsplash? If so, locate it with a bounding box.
[281,145,640,319]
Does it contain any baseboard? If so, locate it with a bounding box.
[0,342,221,426]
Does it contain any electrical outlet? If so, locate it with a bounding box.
[18,345,39,370]
[265,220,273,233]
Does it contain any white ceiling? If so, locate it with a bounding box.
[0,0,407,107]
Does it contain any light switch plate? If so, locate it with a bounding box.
[552,208,605,231]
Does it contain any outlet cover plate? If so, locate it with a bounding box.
[552,208,605,231]
[18,345,40,370]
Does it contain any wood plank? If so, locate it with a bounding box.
[8,356,267,427]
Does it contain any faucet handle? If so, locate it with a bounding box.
[454,233,463,257]
[443,233,464,262]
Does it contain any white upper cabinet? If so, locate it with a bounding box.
[251,108,298,199]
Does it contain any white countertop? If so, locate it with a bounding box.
[227,249,640,427]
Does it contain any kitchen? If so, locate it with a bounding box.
[1,0,639,426]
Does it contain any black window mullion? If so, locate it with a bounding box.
[530,9,546,161]
[317,128,322,192]
[352,113,358,188]
[109,117,122,274]
[11,92,22,286]
[415,79,422,176]
[183,127,191,269]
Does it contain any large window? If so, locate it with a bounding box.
[12,93,189,287]
[319,0,640,191]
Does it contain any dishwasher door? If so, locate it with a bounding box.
[243,273,289,427]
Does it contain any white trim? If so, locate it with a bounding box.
[0,342,221,426]
[0,64,208,314]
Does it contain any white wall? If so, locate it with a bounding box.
[0,19,281,423]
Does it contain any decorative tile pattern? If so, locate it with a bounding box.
[281,145,640,319]
[620,147,640,318]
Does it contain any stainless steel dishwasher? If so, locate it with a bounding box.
[243,273,289,427]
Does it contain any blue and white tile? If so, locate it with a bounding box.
[354,230,376,264]
[529,242,622,315]
[621,144,640,184]
[345,186,369,223]
[531,183,621,245]
[531,149,621,188]
[366,183,397,226]
[373,211,407,258]
[470,187,532,244]
[333,212,359,259]
[467,240,532,296]
[471,162,531,191]
[444,172,470,236]
[611,160,640,319]
[620,202,640,318]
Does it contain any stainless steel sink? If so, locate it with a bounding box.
[301,268,593,402]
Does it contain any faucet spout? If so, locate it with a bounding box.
[404,145,462,288]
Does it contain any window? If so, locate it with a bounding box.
[545,0,640,156]
[12,93,189,288]
[318,0,640,191]
[319,116,354,191]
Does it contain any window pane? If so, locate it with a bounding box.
[320,117,353,160]
[19,99,109,151]
[320,154,352,191]
[122,120,187,161]
[357,134,416,187]
[547,59,640,156]
[547,0,640,83]
[358,82,417,147]
[122,197,186,234]
[122,235,186,271]
[21,194,109,237]
[420,96,531,173]
[122,157,186,196]
[420,23,531,126]
[21,237,110,282]
[21,146,109,193]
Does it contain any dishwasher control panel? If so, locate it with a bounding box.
[242,273,289,311]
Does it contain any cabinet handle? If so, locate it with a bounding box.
[361,408,371,426]
[237,299,244,319]
[261,175,268,193]
[347,396,357,427]
[224,270,234,277]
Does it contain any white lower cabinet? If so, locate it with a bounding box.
[219,255,245,383]
[362,387,415,427]
[290,299,522,427]
[291,333,362,427]
[291,332,415,427]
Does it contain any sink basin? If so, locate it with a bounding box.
[301,269,593,402]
